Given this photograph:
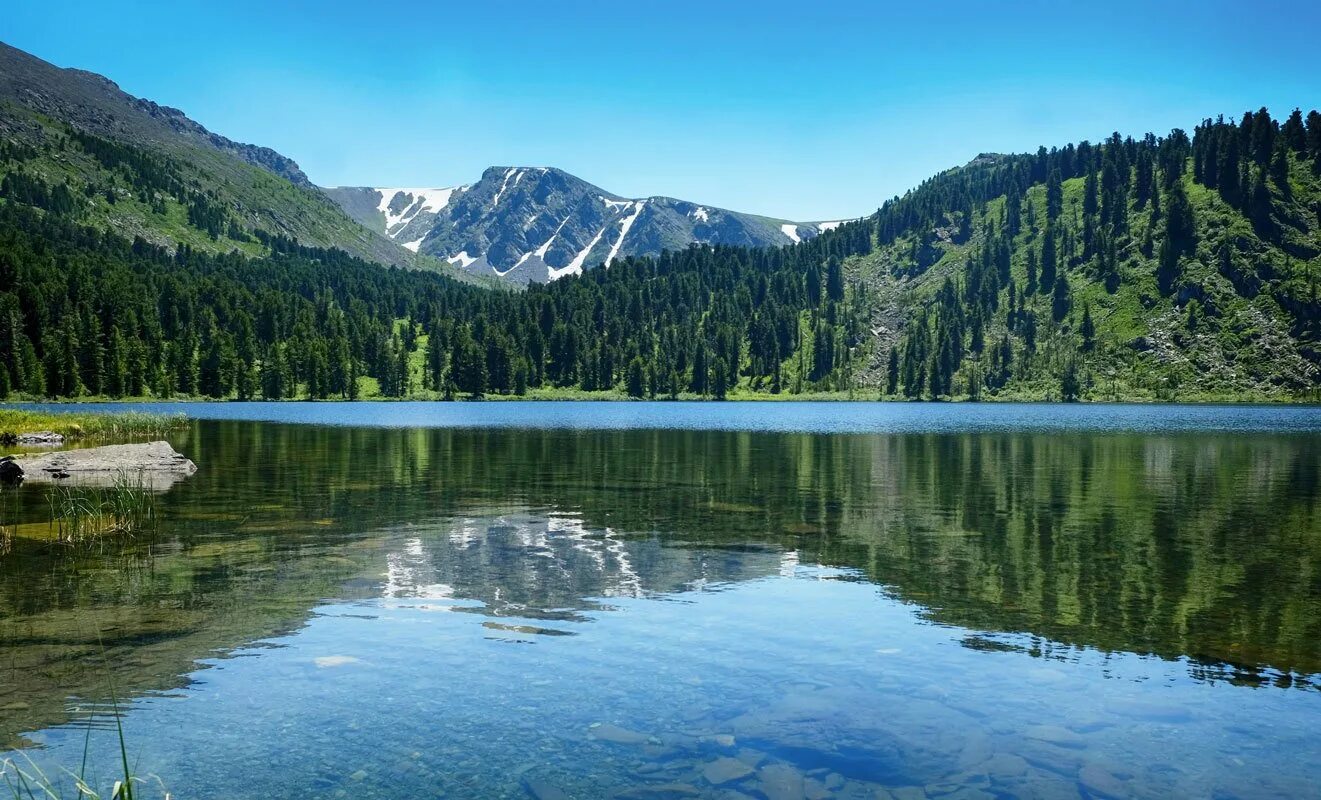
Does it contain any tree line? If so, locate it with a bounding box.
[1,108,1318,401]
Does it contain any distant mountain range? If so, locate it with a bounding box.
[0,40,844,285]
[3,38,1318,403]
[325,171,843,283]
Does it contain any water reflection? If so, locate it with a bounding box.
[1,420,1320,797]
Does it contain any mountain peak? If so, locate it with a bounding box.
[325,166,816,282]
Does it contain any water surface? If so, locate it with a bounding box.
[2,404,1320,798]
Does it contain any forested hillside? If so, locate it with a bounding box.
[857,107,1321,400]
[0,191,869,400]
[0,106,1318,401]
[0,41,427,271]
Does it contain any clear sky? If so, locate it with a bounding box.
[4,0,1319,220]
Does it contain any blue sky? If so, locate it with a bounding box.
[5,0,1319,220]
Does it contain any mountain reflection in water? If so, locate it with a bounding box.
[1,418,1319,798]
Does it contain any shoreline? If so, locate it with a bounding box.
[4,391,1319,406]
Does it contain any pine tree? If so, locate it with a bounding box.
[1051,274,1071,322]
[1046,169,1063,221]
[690,344,709,395]
[1080,304,1096,351]
[626,356,645,398]
[1005,184,1022,237]
[826,257,845,303]
[1039,225,1057,294]
[451,326,486,399]
[711,356,729,400]
[1060,358,1081,401]
[1283,108,1307,152]
[805,263,822,307]
[261,345,289,400]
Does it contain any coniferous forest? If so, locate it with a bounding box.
[1,107,1319,401]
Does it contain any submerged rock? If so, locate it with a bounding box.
[702,757,754,785]
[13,441,196,489]
[757,763,806,800]
[589,723,651,745]
[612,783,702,798]
[523,775,573,800]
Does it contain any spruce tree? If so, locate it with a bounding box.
[1039,225,1057,294]
[1051,274,1071,322]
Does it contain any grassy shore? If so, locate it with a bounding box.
[0,409,187,443]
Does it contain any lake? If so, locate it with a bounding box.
[2,402,1320,799]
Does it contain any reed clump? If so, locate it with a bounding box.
[46,472,157,544]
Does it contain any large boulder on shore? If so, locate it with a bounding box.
[14,441,196,489]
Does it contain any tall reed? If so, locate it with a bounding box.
[46,473,157,544]
[1,670,167,799]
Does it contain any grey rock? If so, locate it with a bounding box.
[13,441,196,489]
[702,757,754,786]
[589,723,651,745]
[1077,764,1128,799]
[523,775,572,800]
[757,763,806,800]
[15,431,63,446]
[612,783,701,799]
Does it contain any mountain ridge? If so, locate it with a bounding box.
[0,40,428,271]
[324,166,844,283]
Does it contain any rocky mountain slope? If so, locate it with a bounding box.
[326,168,842,283]
[0,41,420,270]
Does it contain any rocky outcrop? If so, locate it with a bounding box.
[12,441,196,489]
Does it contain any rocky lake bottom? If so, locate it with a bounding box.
[2,403,1320,799]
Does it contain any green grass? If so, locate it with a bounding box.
[0,411,186,444]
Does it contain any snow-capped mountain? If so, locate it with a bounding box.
[324,167,842,283]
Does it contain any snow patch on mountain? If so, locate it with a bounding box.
[691,206,710,223]
[605,201,646,266]
[780,223,801,243]
[537,217,571,258]
[556,221,612,279]
[491,168,519,208]
[402,237,425,252]
[816,220,844,232]
[375,187,463,236]
[447,251,477,268]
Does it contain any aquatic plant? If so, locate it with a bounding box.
[1,715,166,800]
[2,645,167,800]
[0,485,12,554]
[46,473,157,544]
